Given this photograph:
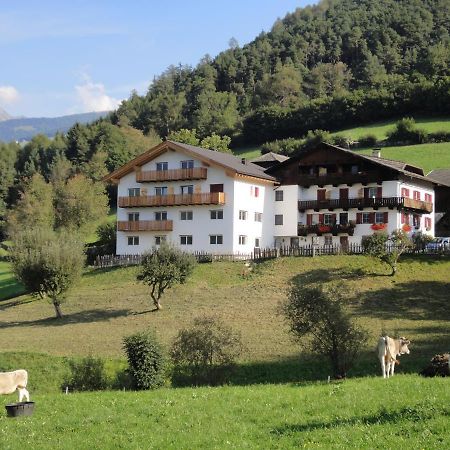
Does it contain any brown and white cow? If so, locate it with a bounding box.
[377,336,410,378]
[0,369,30,402]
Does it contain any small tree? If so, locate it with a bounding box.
[362,229,412,276]
[10,228,84,318]
[123,330,166,390]
[171,316,243,385]
[137,243,196,310]
[280,284,368,378]
[63,356,108,391]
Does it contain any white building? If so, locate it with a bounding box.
[103,140,276,255]
[104,141,442,255]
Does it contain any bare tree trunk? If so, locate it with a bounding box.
[152,296,162,310]
[53,301,63,319]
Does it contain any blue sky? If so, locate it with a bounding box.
[0,0,313,118]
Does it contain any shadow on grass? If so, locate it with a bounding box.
[272,403,450,435]
[0,308,133,328]
[290,267,367,287]
[83,265,134,278]
[0,298,33,311]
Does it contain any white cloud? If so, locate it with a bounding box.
[75,76,121,112]
[0,85,19,104]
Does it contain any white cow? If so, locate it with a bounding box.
[377,336,410,378]
[0,369,30,402]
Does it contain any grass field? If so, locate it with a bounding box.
[1,255,449,387]
[334,116,450,141]
[0,376,449,449]
[0,260,25,301]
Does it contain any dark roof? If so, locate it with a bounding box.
[427,169,450,187]
[251,152,290,163]
[267,142,443,185]
[103,140,276,182]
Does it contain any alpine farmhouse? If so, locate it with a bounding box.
[103,141,444,255]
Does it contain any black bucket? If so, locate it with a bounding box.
[5,402,35,417]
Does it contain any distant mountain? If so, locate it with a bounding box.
[0,107,12,122]
[0,111,110,142]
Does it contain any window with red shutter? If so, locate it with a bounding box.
[319,213,324,224]
[401,188,410,197]
[383,212,389,223]
[254,187,259,198]
[425,193,432,203]
[425,217,432,229]
[413,215,420,227]
[356,213,362,224]
[413,191,420,200]
[369,212,375,224]
[307,214,312,226]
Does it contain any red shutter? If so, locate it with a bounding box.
[255,187,259,198]
[425,193,432,203]
[356,213,362,224]
[317,189,326,201]
[377,187,382,198]
[307,214,312,226]
[370,212,375,224]
[319,214,324,224]
[364,188,369,199]
[331,213,337,223]
[401,212,405,224]
[383,212,389,223]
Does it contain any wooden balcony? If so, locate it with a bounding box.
[298,196,433,213]
[297,222,356,237]
[118,192,226,208]
[298,172,382,187]
[117,220,173,232]
[136,167,207,182]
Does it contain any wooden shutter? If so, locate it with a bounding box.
[377,187,382,198]
[319,214,324,224]
[383,212,389,223]
[401,212,405,224]
[307,214,312,226]
[364,188,369,199]
[331,213,337,224]
[356,213,362,224]
[339,188,348,200]
[317,189,326,201]
[369,212,375,224]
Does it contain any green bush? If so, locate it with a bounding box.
[331,135,352,149]
[62,356,108,391]
[426,131,450,143]
[123,330,166,390]
[171,316,243,386]
[301,129,332,151]
[358,134,378,147]
[386,118,427,144]
[261,138,303,156]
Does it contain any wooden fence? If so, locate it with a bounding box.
[93,244,450,268]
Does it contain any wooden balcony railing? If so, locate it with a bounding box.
[298,196,433,213]
[136,167,207,182]
[298,172,381,187]
[297,222,356,237]
[117,220,173,232]
[118,192,226,208]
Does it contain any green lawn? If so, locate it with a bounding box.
[232,144,262,160]
[334,117,450,141]
[0,376,449,449]
[0,260,25,301]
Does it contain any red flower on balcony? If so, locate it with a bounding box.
[318,225,331,233]
[371,223,386,231]
[402,224,412,232]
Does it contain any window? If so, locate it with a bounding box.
[323,214,333,225]
[181,160,194,169]
[362,212,371,224]
[375,212,385,224]
[425,217,432,229]
[155,211,167,221]
[413,215,420,228]
[254,187,259,197]
[238,235,247,245]
[401,187,410,198]
[127,236,139,246]
[180,235,193,245]
[275,190,284,201]
[210,210,223,220]
[255,238,260,248]
[275,214,283,225]
[180,211,193,220]
[128,212,139,222]
[401,212,410,225]
[339,213,348,225]
[254,212,262,222]
[155,236,166,246]
[367,187,377,198]
[413,191,421,201]
[351,165,359,174]
[210,235,223,245]
[128,188,140,197]
[210,184,224,193]
[324,235,333,246]
[156,162,168,171]
[181,185,194,195]
[155,186,167,196]
[425,193,432,203]
[239,210,248,220]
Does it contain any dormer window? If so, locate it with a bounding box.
[181,160,194,169]
[351,165,359,174]
[156,162,168,171]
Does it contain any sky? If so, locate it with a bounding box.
[0,0,314,118]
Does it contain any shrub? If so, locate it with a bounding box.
[96,222,116,247]
[331,135,352,148]
[411,231,434,250]
[301,129,332,151]
[261,138,303,156]
[426,131,450,143]
[62,356,108,391]
[386,117,427,144]
[358,134,378,147]
[123,330,166,390]
[280,284,368,378]
[171,316,243,386]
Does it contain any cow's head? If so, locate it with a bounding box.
[399,337,411,355]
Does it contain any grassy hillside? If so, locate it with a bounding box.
[1,256,449,383]
[0,376,449,449]
[0,261,25,301]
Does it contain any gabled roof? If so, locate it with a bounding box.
[267,142,444,186]
[251,152,290,163]
[427,169,450,187]
[103,140,276,183]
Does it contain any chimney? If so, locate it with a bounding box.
[241,157,247,165]
[372,148,381,158]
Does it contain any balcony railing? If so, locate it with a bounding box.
[298,172,381,187]
[298,196,433,213]
[297,222,356,237]
[117,220,173,232]
[118,192,226,208]
[136,167,207,182]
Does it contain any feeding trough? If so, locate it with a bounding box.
[5,401,35,418]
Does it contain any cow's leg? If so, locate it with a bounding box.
[390,361,395,377]
[18,388,30,402]
[380,357,387,378]
[385,361,391,378]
